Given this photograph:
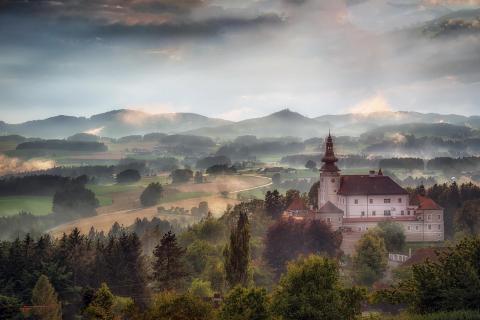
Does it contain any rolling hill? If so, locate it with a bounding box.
[0,109,231,139]
[1,108,479,140]
[187,109,330,139]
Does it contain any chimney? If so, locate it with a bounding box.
[378,168,383,176]
[369,170,376,177]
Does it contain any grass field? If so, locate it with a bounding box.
[0,196,52,216]
[50,175,270,236]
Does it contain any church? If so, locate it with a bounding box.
[285,133,444,242]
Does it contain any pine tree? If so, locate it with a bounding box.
[152,231,187,291]
[31,275,62,320]
[224,211,250,287]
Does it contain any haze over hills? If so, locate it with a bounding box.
[1,108,479,140]
[0,109,231,139]
[187,109,330,139]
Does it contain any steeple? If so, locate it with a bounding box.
[321,132,340,172]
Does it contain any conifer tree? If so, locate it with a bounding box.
[224,211,250,287]
[31,275,62,320]
[152,231,187,291]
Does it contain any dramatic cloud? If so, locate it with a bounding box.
[0,0,479,122]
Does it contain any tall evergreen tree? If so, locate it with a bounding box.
[264,190,284,219]
[31,275,62,320]
[224,211,250,287]
[152,231,187,291]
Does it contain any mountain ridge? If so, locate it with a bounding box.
[1,108,479,139]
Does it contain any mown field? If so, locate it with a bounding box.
[49,174,271,236]
[0,196,52,216]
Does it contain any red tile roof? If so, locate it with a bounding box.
[416,195,443,210]
[338,175,408,196]
[318,201,343,214]
[402,247,447,267]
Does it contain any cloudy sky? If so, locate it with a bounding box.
[0,0,479,123]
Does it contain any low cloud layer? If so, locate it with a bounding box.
[0,155,55,176]
[0,0,479,122]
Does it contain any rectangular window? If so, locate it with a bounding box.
[384,199,391,204]
[327,218,331,223]
[415,225,419,231]
[401,210,404,216]
[372,211,376,216]
[361,211,365,216]
[384,210,391,216]
[428,214,431,221]
[407,226,411,231]
[407,210,411,215]
[354,199,359,204]
[437,214,441,220]
[369,198,373,204]
[428,224,432,230]
[438,225,441,230]
[398,198,402,203]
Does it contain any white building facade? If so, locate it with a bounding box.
[286,134,444,242]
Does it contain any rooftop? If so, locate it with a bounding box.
[338,175,409,196]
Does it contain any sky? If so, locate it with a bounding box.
[0,0,480,123]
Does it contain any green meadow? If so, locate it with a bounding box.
[0,196,53,217]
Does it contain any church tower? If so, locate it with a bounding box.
[318,132,340,208]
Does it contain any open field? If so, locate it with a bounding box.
[49,174,271,237]
[0,196,52,216]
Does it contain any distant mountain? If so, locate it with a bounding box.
[0,109,231,138]
[187,109,330,139]
[315,111,474,136]
[1,108,479,140]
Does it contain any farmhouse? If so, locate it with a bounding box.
[285,133,444,242]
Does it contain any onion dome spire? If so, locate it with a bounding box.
[321,132,340,172]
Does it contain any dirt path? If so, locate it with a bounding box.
[49,175,271,237]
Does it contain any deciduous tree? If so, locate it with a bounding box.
[271,255,365,320]
[31,275,62,320]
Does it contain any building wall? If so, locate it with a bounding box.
[313,212,343,230]
[318,171,340,207]
[336,194,409,218]
[404,209,444,242]
[342,212,444,242]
